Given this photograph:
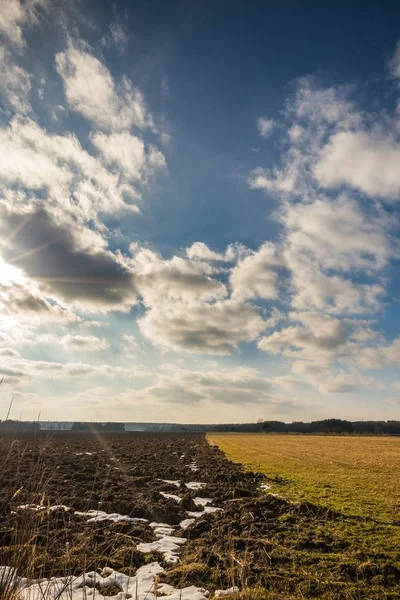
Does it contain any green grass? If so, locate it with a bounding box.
[206,433,400,598]
[207,433,400,523]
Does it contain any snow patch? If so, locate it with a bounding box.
[185,481,206,490]
[18,504,72,513]
[158,583,210,599]
[3,563,238,600]
[2,563,210,600]
[18,504,46,512]
[214,586,239,597]
[137,535,186,565]
[153,526,175,538]
[49,505,72,512]
[180,518,196,530]
[160,479,181,487]
[160,492,182,503]
[75,510,148,524]
[149,521,171,528]
[187,507,222,518]
[193,497,213,507]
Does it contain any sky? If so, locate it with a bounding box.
[0,0,400,424]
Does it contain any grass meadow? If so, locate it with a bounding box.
[207,432,400,589]
[206,433,399,522]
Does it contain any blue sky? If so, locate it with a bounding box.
[0,0,399,423]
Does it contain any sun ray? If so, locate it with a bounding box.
[7,239,59,266]
[0,213,34,249]
[88,426,131,478]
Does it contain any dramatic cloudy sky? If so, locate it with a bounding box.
[0,0,399,423]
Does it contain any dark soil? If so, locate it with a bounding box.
[0,432,262,578]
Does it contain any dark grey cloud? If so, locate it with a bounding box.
[0,282,79,322]
[1,208,137,309]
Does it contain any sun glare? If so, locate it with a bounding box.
[0,256,25,286]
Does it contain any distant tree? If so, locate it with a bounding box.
[0,420,40,432]
[384,421,400,434]
[71,422,125,432]
[261,421,287,433]
[102,422,125,432]
[312,419,353,434]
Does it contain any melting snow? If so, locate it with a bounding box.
[0,564,236,599]
[49,505,71,512]
[75,510,148,524]
[187,507,222,518]
[18,505,46,512]
[17,506,146,523]
[0,563,211,600]
[193,497,213,507]
[160,492,182,503]
[180,518,196,529]
[153,526,175,538]
[157,583,210,599]
[160,479,181,487]
[137,535,187,565]
[185,481,206,490]
[0,566,16,588]
[215,586,239,597]
[187,511,205,518]
[18,504,72,513]
[8,461,230,597]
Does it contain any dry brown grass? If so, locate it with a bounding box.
[0,432,138,600]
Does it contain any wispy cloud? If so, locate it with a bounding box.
[0,0,47,49]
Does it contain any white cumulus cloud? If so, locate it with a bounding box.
[55,43,155,132]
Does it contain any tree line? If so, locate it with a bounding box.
[260,419,400,434]
[1,419,399,434]
[71,422,125,431]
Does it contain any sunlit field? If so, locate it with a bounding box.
[1,431,399,600]
[207,434,400,522]
[206,433,400,597]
